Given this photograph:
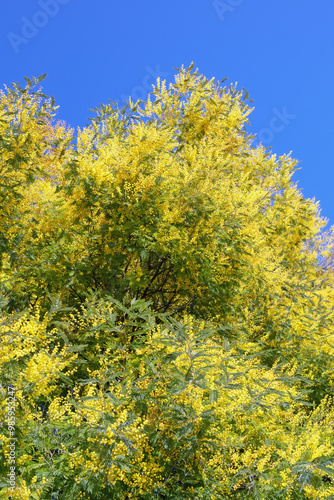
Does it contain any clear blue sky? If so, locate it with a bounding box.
[1,0,333,228]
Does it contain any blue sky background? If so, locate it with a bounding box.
[1,0,333,228]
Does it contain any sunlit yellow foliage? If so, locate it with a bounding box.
[0,65,334,499]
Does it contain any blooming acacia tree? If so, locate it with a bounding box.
[0,64,334,499]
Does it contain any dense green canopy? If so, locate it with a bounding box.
[0,65,334,499]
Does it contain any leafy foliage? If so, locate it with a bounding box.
[0,64,334,499]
